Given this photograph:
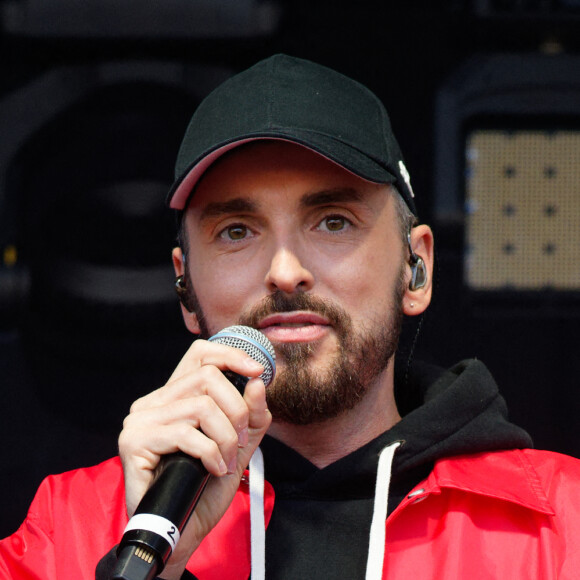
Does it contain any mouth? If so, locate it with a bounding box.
[257,311,331,343]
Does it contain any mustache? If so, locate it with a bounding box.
[239,291,349,330]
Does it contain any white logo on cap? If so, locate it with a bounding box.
[398,160,415,198]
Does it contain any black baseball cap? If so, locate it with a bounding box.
[168,54,417,216]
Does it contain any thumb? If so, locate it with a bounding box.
[236,377,271,471]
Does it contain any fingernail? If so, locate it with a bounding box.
[228,455,238,474]
[218,459,228,475]
[238,427,249,448]
[244,358,264,372]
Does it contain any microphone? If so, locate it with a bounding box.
[112,326,276,580]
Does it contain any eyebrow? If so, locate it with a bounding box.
[300,188,365,208]
[199,198,259,222]
[198,187,366,222]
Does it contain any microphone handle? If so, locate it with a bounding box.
[113,453,209,579]
[112,371,249,580]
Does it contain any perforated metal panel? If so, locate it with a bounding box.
[464,129,580,290]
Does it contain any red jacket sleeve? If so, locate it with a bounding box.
[0,457,275,580]
[0,457,128,579]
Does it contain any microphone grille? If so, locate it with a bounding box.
[208,325,276,386]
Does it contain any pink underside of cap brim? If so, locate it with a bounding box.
[169,137,378,210]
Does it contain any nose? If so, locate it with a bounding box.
[264,245,314,294]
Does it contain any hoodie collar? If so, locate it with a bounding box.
[262,359,533,501]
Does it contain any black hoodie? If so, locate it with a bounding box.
[260,359,532,579]
[98,359,532,579]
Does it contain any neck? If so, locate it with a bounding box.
[266,364,401,468]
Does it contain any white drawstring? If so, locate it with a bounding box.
[249,447,266,580]
[365,441,402,580]
[249,441,401,580]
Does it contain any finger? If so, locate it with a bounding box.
[232,377,271,474]
[120,421,229,520]
[132,363,247,419]
[168,339,264,384]
[123,395,243,474]
[130,341,263,415]
[244,377,271,432]
[130,368,253,451]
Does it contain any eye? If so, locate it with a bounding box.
[318,215,351,233]
[219,224,252,241]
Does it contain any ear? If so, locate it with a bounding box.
[172,247,202,335]
[402,225,434,317]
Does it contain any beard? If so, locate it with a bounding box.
[183,266,405,425]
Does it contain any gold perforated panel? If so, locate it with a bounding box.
[465,130,580,290]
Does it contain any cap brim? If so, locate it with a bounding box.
[167,132,398,210]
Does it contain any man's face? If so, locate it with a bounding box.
[179,141,408,424]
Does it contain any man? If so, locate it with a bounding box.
[2,54,580,579]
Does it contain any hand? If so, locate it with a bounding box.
[118,338,272,579]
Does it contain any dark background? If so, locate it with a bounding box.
[1,0,580,538]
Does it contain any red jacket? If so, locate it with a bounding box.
[1,448,580,579]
